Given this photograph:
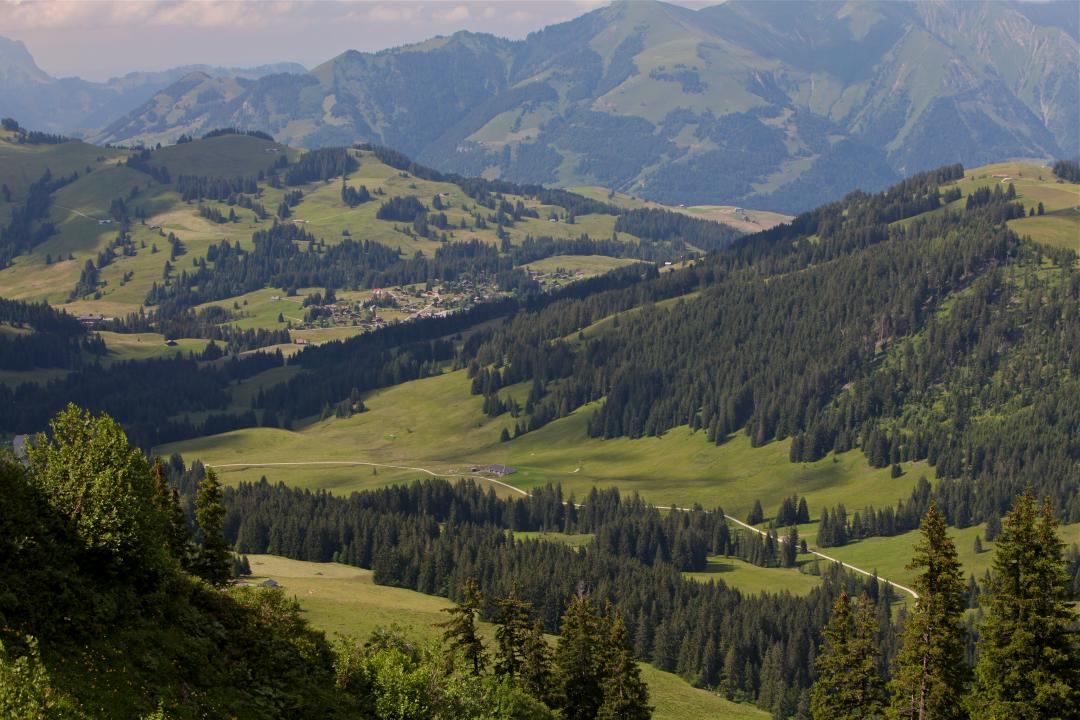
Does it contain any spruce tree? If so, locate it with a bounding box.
[968,493,1080,719]
[747,499,765,525]
[554,593,604,720]
[439,578,487,676]
[151,457,191,566]
[193,468,231,586]
[597,613,651,720]
[797,497,810,524]
[494,585,533,678]
[783,526,799,567]
[811,590,885,720]
[889,504,968,720]
[520,618,555,706]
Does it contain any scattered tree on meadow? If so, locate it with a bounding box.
[747,499,764,525]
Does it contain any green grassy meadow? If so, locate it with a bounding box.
[247,554,768,720]
[161,367,917,519]
[0,139,650,339]
[932,161,1080,252]
[684,555,824,597]
[812,520,1080,592]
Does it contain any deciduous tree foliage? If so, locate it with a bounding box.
[25,404,167,583]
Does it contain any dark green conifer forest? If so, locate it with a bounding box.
[1,127,1078,718]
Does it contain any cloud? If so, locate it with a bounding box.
[434,4,469,22]
[365,3,419,23]
[0,0,303,30]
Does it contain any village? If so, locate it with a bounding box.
[285,276,511,337]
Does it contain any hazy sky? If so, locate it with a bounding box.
[0,0,715,81]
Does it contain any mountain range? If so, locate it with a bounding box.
[2,0,1077,212]
[0,35,305,139]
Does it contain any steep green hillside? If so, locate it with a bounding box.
[154,161,1078,543]
[0,132,735,320]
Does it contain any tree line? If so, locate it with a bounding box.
[218,473,890,710]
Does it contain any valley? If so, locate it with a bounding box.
[1,22,1078,713]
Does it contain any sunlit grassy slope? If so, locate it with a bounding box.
[684,555,824,597]
[0,137,647,328]
[246,554,768,720]
[811,520,1080,591]
[935,161,1079,252]
[160,367,916,519]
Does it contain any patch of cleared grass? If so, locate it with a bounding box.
[684,555,824,597]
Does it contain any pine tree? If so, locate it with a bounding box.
[494,585,533,678]
[811,590,885,720]
[520,618,555,706]
[597,612,651,720]
[554,592,604,720]
[193,468,231,586]
[889,504,968,720]
[748,499,764,525]
[968,493,1080,719]
[783,526,799,567]
[439,578,487,676]
[151,457,191,565]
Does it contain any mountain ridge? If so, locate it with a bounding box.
[2,0,1077,213]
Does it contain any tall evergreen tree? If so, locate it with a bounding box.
[494,585,533,679]
[889,504,968,720]
[783,526,799,567]
[554,592,604,720]
[439,578,487,676]
[151,457,191,566]
[811,590,885,720]
[193,468,231,586]
[968,493,1080,719]
[597,612,651,720]
[520,617,555,707]
[747,500,765,525]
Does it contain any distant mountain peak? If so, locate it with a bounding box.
[0,35,52,85]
